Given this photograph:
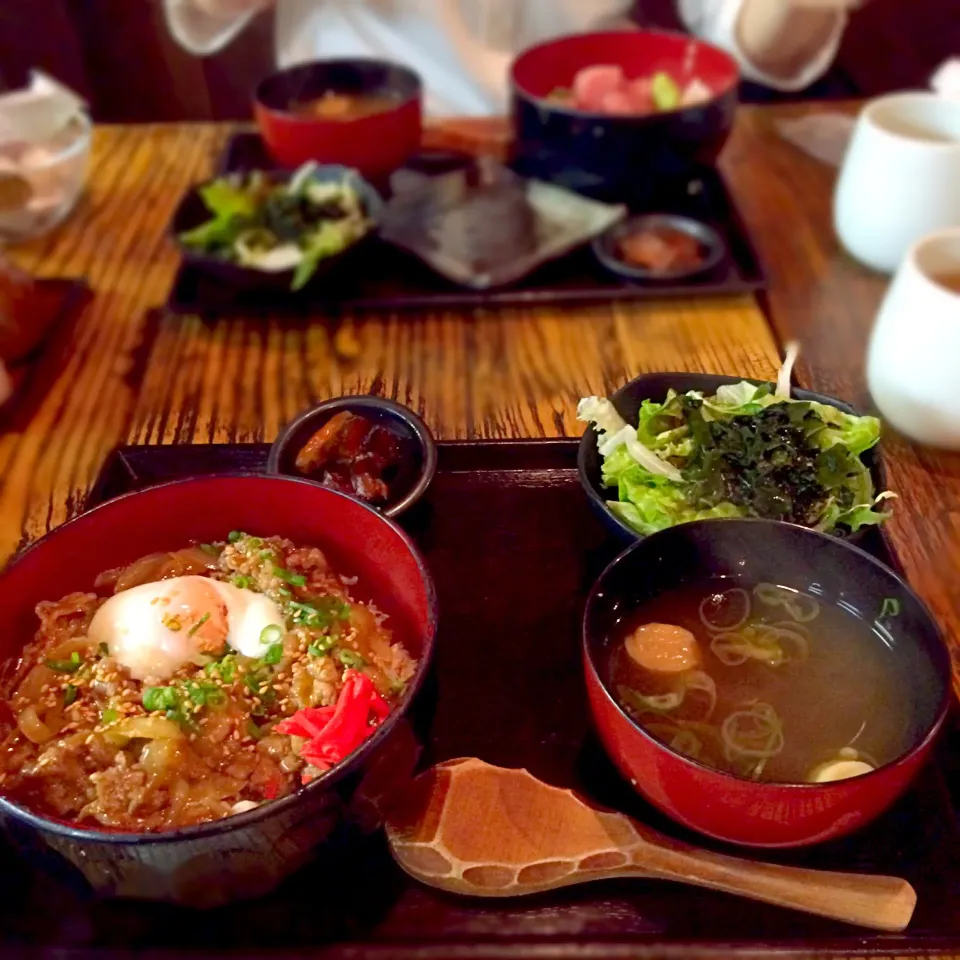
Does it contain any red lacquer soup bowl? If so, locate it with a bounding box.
[255,58,423,182]
[583,519,950,848]
[0,475,437,904]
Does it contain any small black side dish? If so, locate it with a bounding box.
[268,396,437,517]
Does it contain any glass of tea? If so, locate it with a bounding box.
[867,227,960,449]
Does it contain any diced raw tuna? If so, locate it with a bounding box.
[600,90,636,115]
[627,77,654,113]
[572,64,627,111]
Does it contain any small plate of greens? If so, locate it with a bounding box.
[577,351,893,542]
[172,162,382,292]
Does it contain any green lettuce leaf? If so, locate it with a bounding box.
[584,377,892,538]
[807,400,881,456]
[197,179,258,221]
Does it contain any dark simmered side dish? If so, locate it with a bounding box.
[294,411,403,503]
[610,582,915,783]
[0,533,416,831]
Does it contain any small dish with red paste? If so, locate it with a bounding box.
[268,396,438,518]
[592,213,726,283]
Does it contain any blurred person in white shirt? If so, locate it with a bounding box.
[165,0,861,116]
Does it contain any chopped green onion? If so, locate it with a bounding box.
[308,637,335,657]
[247,537,263,549]
[263,643,284,666]
[188,612,212,637]
[143,686,180,712]
[247,719,265,740]
[259,549,274,560]
[162,613,182,632]
[288,597,350,629]
[101,708,118,724]
[46,652,83,674]
[260,624,284,647]
[232,575,251,590]
[63,684,78,707]
[208,655,237,684]
[228,531,245,543]
[337,649,366,669]
[273,566,307,587]
[185,681,226,707]
[879,597,901,619]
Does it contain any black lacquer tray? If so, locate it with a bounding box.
[166,134,767,316]
[3,439,960,958]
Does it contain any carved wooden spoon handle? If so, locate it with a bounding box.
[635,827,916,932]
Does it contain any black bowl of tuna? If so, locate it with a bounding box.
[172,162,383,293]
[577,351,892,543]
[268,396,438,518]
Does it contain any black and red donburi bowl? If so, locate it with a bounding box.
[510,30,739,202]
[583,518,950,848]
[0,475,437,905]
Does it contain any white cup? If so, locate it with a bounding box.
[866,228,960,449]
[834,93,960,273]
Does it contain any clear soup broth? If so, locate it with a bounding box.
[607,580,921,784]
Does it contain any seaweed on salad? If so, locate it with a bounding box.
[579,345,895,537]
[178,163,373,290]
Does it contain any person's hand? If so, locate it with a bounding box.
[193,0,273,21]
[737,0,860,82]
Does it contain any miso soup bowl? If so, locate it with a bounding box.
[583,518,950,848]
[0,475,437,904]
[255,58,423,183]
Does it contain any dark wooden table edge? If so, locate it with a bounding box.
[22,936,960,959]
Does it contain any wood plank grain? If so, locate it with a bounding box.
[0,120,780,559]
[6,112,959,718]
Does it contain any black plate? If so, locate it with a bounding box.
[165,133,767,316]
[4,438,959,958]
[578,372,887,543]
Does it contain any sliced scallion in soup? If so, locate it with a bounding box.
[608,580,920,784]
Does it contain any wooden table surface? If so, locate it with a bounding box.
[3,104,960,956]
[3,104,959,695]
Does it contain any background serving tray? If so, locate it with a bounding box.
[5,439,960,958]
[165,134,767,316]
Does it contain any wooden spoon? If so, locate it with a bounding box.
[385,758,916,932]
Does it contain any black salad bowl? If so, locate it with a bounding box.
[577,372,887,544]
